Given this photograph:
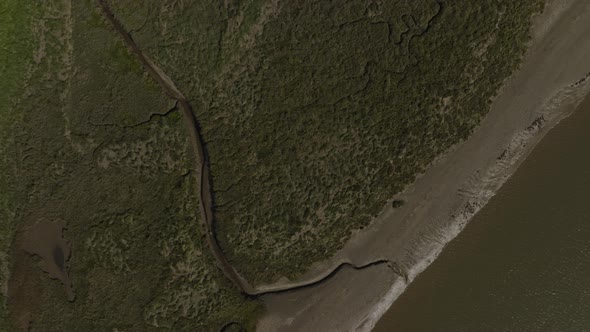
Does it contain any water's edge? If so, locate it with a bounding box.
[362,76,590,331]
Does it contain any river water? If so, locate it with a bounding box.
[374,96,590,331]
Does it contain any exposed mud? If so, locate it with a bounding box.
[6,251,41,332]
[6,218,74,331]
[21,220,75,302]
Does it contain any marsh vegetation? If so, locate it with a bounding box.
[1,0,543,330]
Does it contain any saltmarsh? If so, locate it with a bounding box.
[2,0,544,330]
[109,0,543,285]
[3,0,259,330]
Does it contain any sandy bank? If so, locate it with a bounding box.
[257,0,590,330]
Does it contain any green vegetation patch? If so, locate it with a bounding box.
[4,0,260,330]
[0,0,38,328]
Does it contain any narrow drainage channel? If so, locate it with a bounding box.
[96,0,407,300]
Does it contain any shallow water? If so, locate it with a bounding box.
[374,96,590,331]
[53,247,65,271]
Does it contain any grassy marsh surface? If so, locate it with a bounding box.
[3,0,259,330]
[2,0,542,330]
[109,0,543,284]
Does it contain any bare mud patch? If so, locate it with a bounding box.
[21,219,75,301]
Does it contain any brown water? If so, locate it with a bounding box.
[374,96,590,331]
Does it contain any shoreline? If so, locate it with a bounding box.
[361,76,590,331]
[258,1,590,330]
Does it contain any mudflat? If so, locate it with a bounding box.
[257,0,590,330]
[7,219,74,331]
[20,220,74,302]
